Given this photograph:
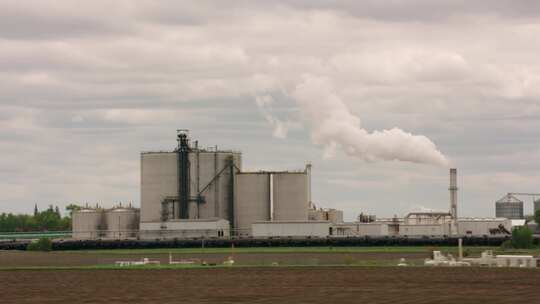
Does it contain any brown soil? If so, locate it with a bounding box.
[1,267,538,304]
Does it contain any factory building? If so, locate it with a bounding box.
[252,221,330,238]
[495,194,524,219]
[458,218,512,236]
[141,132,242,223]
[308,204,344,223]
[71,131,527,240]
[140,219,229,239]
[139,130,311,239]
[332,222,388,236]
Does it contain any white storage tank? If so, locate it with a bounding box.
[72,208,105,240]
[105,207,140,239]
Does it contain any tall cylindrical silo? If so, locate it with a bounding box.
[272,172,308,221]
[140,152,178,222]
[189,150,241,222]
[234,172,271,236]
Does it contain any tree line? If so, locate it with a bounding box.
[0,204,80,232]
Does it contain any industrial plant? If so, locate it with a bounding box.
[72,130,528,240]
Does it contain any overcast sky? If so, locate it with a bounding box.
[2,0,540,220]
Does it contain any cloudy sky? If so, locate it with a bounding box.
[2,0,540,219]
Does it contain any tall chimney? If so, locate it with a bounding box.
[449,168,458,220]
[305,163,312,206]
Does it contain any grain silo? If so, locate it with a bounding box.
[495,194,524,219]
[232,168,309,236]
[273,172,308,221]
[72,208,105,239]
[140,130,242,225]
[234,172,271,236]
[140,152,178,223]
[188,150,242,222]
[105,207,140,239]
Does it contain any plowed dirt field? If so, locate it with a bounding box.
[1,267,537,304]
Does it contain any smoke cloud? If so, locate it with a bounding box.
[291,75,449,166]
[255,94,292,139]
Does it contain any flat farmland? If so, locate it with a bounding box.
[1,267,538,304]
[0,250,431,268]
[5,246,533,268]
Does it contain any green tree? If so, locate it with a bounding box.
[511,226,533,249]
[65,204,82,214]
[0,205,72,232]
[27,237,53,252]
[534,209,540,227]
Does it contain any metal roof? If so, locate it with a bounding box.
[496,194,523,204]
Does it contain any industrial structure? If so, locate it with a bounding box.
[72,205,139,240]
[495,194,524,219]
[72,130,526,240]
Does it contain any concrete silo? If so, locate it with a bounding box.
[234,172,271,236]
[140,131,241,226]
[272,172,308,221]
[233,168,309,236]
[72,208,105,239]
[140,152,178,223]
[105,207,140,239]
[188,150,242,222]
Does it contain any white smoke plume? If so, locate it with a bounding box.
[255,94,291,139]
[291,75,449,166]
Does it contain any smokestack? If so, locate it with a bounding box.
[458,238,463,260]
[305,163,312,206]
[449,168,458,220]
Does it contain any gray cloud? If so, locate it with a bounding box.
[1,1,540,218]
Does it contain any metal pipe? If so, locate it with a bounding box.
[458,238,463,260]
[449,168,458,220]
[196,141,200,219]
[306,163,312,206]
[269,173,274,221]
[214,152,219,218]
[177,130,191,219]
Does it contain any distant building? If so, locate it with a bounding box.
[495,194,524,219]
[534,199,540,214]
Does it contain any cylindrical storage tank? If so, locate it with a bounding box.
[72,208,105,239]
[234,173,271,236]
[273,172,308,221]
[141,152,178,222]
[105,207,140,239]
[326,209,344,224]
[495,194,524,219]
[189,151,242,221]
